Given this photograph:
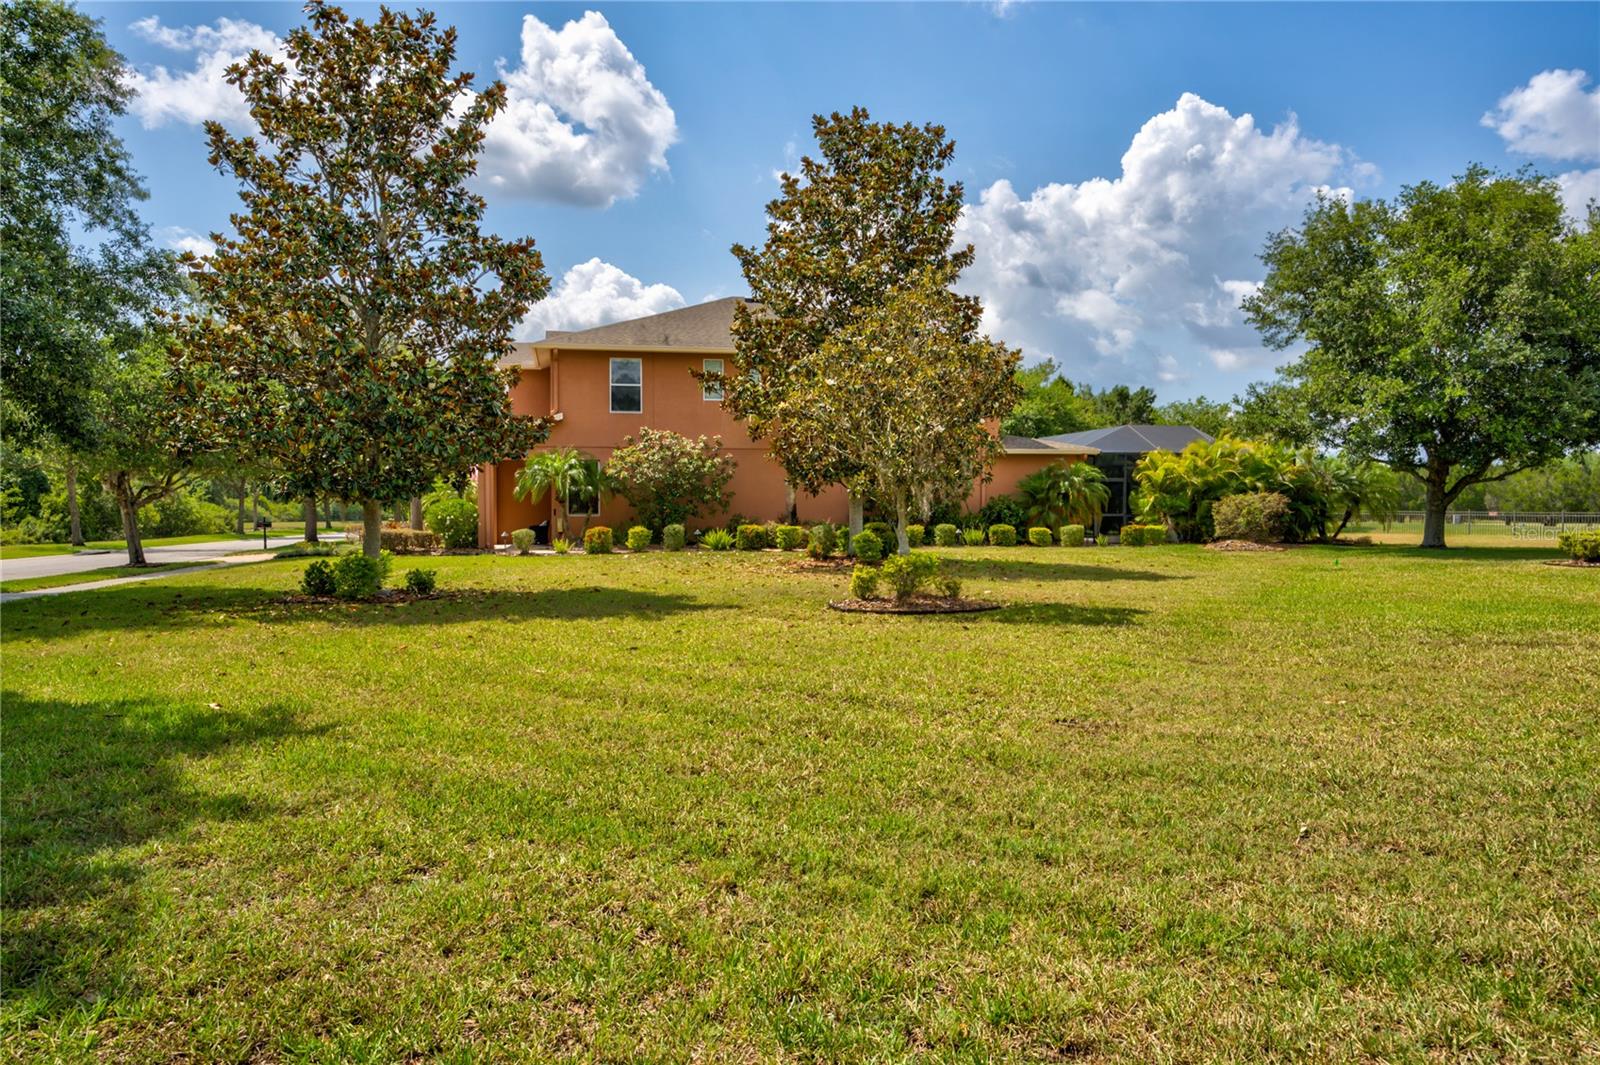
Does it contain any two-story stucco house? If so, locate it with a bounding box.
[476,297,1098,547]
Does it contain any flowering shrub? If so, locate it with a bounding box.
[626,526,653,551]
[583,526,613,554]
[423,497,477,549]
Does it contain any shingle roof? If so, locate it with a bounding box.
[1001,434,1098,455]
[1042,424,1214,454]
[530,297,753,352]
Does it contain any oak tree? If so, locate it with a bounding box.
[1244,167,1600,547]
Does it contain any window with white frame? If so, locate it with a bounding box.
[702,358,724,401]
[609,357,642,413]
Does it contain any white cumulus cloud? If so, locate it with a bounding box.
[516,258,684,340]
[480,11,677,206]
[955,92,1364,387]
[154,226,216,258]
[124,16,281,129]
[1483,70,1600,225]
[1481,68,1600,162]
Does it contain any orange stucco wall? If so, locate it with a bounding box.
[478,346,1080,546]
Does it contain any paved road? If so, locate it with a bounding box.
[0,536,303,581]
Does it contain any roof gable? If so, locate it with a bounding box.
[530,297,753,352]
[1043,424,1215,453]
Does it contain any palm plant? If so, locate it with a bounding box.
[512,448,595,539]
[1322,457,1400,539]
[1020,461,1111,530]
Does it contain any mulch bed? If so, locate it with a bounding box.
[1543,559,1600,568]
[827,595,1001,615]
[787,557,855,574]
[1204,539,1286,553]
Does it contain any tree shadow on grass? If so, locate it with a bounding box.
[1388,545,1569,563]
[952,557,1185,583]
[982,602,1147,626]
[2,581,721,643]
[1,693,324,1016]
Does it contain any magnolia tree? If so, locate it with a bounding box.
[1244,167,1600,548]
[170,2,549,557]
[605,428,736,531]
[717,108,974,542]
[812,272,1020,554]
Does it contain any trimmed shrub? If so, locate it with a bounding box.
[662,524,686,551]
[937,573,962,599]
[301,559,336,597]
[701,528,735,551]
[977,495,1027,530]
[849,564,880,600]
[403,567,437,594]
[988,524,1017,547]
[851,529,884,563]
[807,524,837,559]
[963,527,986,546]
[423,497,478,549]
[1558,529,1600,561]
[626,526,653,551]
[1212,491,1290,544]
[1059,524,1086,547]
[881,551,940,601]
[552,538,571,555]
[583,526,613,554]
[736,524,769,550]
[331,550,391,599]
[1027,526,1054,547]
[510,528,535,555]
[905,524,925,547]
[1121,523,1167,546]
[774,524,806,551]
[864,521,894,546]
[379,527,441,554]
[933,523,960,547]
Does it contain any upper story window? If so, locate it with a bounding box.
[702,358,724,402]
[610,357,642,413]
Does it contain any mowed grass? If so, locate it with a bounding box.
[2,543,1597,1061]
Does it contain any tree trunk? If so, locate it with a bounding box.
[1421,462,1451,549]
[115,476,146,566]
[1332,505,1354,541]
[235,483,246,535]
[894,495,911,556]
[65,461,84,546]
[847,491,864,555]
[361,500,383,558]
[410,495,424,530]
[252,489,260,527]
[303,496,319,543]
[785,482,797,525]
[323,498,333,530]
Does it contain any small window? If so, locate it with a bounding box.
[702,358,724,401]
[610,357,642,413]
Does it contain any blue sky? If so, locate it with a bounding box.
[96,1,1600,401]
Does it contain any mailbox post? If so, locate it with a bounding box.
[254,518,273,549]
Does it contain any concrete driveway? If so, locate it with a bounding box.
[0,536,303,581]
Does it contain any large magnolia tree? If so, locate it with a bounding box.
[170,1,549,556]
[809,271,1020,554]
[719,108,975,538]
[1244,167,1600,548]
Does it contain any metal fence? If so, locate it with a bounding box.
[1384,511,1600,539]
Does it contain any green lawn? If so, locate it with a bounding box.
[3,544,1597,1061]
[0,561,223,594]
[0,533,257,561]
